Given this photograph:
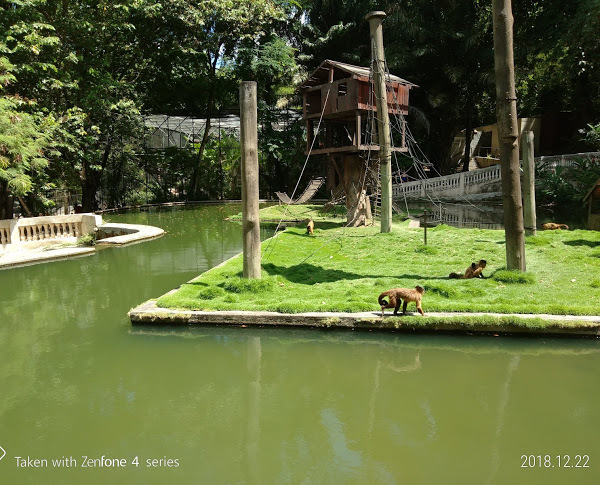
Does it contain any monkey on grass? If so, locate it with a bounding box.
[541,222,569,230]
[378,286,425,317]
[306,217,314,236]
[449,259,487,279]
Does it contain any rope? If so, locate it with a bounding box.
[262,83,333,262]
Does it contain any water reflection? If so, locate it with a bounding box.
[402,200,588,230]
[128,327,600,483]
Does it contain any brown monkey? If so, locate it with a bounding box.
[306,217,314,236]
[541,223,569,230]
[378,286,425,317]
[449,259,487,279]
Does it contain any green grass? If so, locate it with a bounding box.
[228,203,347,223]
[157,213,600,316]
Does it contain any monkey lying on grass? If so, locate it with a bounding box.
[449,259,487,279]
[306,217,314,236]
[541,223,569,230]
[378,286,425,317]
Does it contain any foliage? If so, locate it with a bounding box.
[580,123,600,150]
[536,156,600,207]
[76,233,96,246]
[0,56,61,218]
[222,275,278,293]
[0,91,53,196]
[3,0,600,213]
[414,245,437,255]
[491,270,536,285]
[515,0,600,116]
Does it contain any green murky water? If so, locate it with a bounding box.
[1,204,599,484]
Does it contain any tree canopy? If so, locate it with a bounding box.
[1,0,598,215]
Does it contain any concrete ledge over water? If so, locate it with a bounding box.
[129,300,600,337]
[0,246,96,269]
[96,223,165,246]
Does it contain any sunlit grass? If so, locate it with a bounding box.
[157,218,600,316]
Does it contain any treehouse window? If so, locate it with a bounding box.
[338,83,347,96]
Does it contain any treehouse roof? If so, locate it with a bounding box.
[300,59,417,89]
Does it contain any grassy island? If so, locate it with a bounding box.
[156,206,600,328]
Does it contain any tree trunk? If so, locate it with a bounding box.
[492,0,526,271]
[80,141,111,212]
[189,116,212,200]
[462,99,473,172]
[0,180,13,219]
[17,196,34,217]
[366,11,393,233]
[81,166,101,212]
[343,154,369,226]
[240,81,261,279]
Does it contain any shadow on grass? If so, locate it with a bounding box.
[262,263,451,285]
[184,272,244,286]
[262,262,371,285]
[563,239,600,248]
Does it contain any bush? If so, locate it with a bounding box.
[414,245,437,255]
[77,234,96,246]
[424,283,458,298]
[492,270,536,284]
[197,286,226,300]
[535,155,600,207]
[223,276,277,293]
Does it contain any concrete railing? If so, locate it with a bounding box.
[0,214,98,250]
[393,164,502,200]
[393,151,600,201]
[0,220,11,244]
[535,151,600,170]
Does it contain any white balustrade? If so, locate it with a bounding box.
[0,221,11,244]
[392,152,597,201]
[0,214,98,252]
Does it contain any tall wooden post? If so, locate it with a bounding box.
[366,11,393,233]
[522,131,537,236]
[492,0,526,271]
[240,81,261,279]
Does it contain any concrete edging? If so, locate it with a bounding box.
[0,222,164,269]
[129,300,600,337]
[0,247,96,269]
[96,223,165,246]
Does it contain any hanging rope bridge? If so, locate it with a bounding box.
[275,177,325,205]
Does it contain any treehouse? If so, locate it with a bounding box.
[300,59,416,225]
[301,59,416,156]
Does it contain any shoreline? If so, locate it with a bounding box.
[129,299,600,338]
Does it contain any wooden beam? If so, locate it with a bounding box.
[240,81,261,279]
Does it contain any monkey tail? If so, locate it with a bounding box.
[378,294,389,306]
[448,272,460,279]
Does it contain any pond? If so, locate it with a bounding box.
[1,203,598,484]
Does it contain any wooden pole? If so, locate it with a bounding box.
[366,11,393,234]
[522,131,537,236]
[492,0,526,271]
[240,81,261,279]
